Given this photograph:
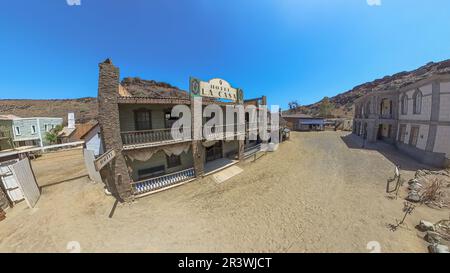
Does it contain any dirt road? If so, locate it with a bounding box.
[31,148,87,187]
[0,132,448,252]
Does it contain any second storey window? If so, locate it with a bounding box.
[134,109,152,130]
[164,110,178,128]
[413,89,422,114]
[14,126,21,136]
[31,125,37,134]
[401,94,408,115]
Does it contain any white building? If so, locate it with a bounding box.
[354,74,450,167]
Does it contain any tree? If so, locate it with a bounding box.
[319,97,334,118]
[288,100,300,111]
[44,124,63,145]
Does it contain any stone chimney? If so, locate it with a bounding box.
[97,58,132,201]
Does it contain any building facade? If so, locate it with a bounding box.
[97,59,276,201]
[0,116,63,150]
[353,74,450,167]
[80,122,103,156]
[282,113,325,131]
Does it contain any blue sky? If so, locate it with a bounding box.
[1,0,450,109]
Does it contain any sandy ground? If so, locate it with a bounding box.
[0,131,448,253]
[30,148,88,187]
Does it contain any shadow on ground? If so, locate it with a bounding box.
[340,134,433,171]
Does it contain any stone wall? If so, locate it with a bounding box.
[97,59,132,201]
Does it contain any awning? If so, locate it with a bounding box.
[300,120,324,125]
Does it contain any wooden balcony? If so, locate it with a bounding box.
[132,168,195,196]
[120,123,266,149]
[121,128,191,150]
[203,124,245,139]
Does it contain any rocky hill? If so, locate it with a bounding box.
[121,77,188,98]
[0,78,187,123]
[0,97,98,123]
[2,59,450,122]
[293,59,450,118]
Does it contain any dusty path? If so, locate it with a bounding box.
[31,148,88,187]
[0,132,448,252]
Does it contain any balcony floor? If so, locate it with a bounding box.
[122,139,192,150]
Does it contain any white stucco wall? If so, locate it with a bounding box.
[84,125,103,156]
[399,123,428,150]
[399,84,432,121]
[439,82,450,122]
[433,125,450,157]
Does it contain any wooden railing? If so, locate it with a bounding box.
[121,123,266,147]
[132,168,195,195]
[203,124,244,139]
[121,128,190,146]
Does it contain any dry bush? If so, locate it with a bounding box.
[419,178,449,208]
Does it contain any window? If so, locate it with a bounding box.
[401,94,408,115]
[409,126,419,147]
[31,125,37,134]
[134,109,152,130]
[166,154,181,168]
[398,124,407,142]
[413,89,422,114]
[164,110,178,128]
[14,126,21,136]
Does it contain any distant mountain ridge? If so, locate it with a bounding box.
[0,78,188,123]
[2,59,450,121]
[0,97,98,123]
[292,59,450,118]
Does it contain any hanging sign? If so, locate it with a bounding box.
[190,77,243,102]
[94,149,116,171]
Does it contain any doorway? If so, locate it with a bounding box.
[205,141,223,162]
[377,124,383,140]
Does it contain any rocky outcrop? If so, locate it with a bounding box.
[121,77,188,98]
[0,98,98,123]
[296,59,450,118]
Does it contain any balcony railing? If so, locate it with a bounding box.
[121,123,268,148]
[121,128,191,147]
[132,168,195,195]
[203,124,246,139]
